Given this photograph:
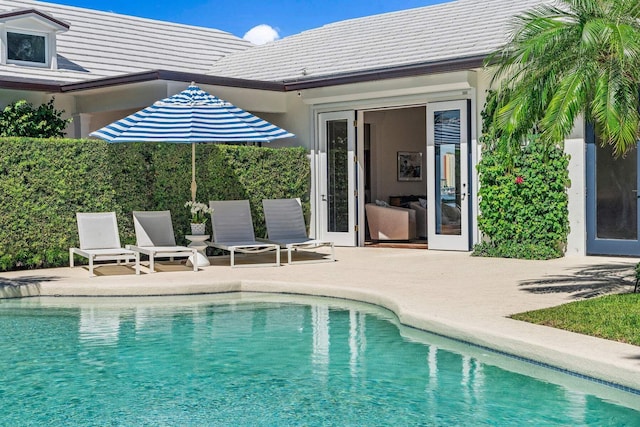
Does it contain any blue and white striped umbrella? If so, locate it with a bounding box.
[90,83,295,201]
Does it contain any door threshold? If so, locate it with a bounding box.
[365,241,428,249]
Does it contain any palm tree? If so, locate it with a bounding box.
[487,0,640,155]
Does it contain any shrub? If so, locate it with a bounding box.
[0,99,70,138]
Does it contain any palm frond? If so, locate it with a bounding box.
[541,70,590,143]
[486,0,640,155]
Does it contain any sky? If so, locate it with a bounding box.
[44,0,450,44]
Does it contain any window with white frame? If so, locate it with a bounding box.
[6,29,48,66]
[0,9,69,69]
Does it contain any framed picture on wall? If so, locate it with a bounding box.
[397,151,422,181]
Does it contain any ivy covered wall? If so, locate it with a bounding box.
[473,92,571,259]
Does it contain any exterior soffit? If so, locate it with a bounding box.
[299,70,477,105]
[73,79,288,114]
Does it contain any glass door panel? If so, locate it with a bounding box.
[586,130,640,255]
[596,143,637,240]
[427,101,469,251]
[327,119,349,233]
[434,110,462,236]
[319,111,356,246]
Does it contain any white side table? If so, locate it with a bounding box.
[185,234,211,267]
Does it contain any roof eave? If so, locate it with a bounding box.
[0,76,63,92]
[60,70,286,93]
[0,55,489,95]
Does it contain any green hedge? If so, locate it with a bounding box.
[0,138,310,271]
[151,143,311,239]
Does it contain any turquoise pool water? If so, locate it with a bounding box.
[1,293,639,426]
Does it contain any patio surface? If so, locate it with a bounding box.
[1,247,639,393]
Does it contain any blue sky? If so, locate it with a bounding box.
[45,0,450,42]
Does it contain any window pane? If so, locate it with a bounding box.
[7,32,46,64]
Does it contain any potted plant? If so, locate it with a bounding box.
[185,201,213,235]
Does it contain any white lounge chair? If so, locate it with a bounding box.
[262,198,335,264]
[70,212,140,277]
[207,200,280,267]
[128,210,198,273]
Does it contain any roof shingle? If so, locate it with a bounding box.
[208,0,547,82]
[0,0,252,83]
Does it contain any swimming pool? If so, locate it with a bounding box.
[1,293,639,425]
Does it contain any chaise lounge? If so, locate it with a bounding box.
[70,212,140,277]
[128,210,198,273]
[262,198,334,264]
[208,200,280,267]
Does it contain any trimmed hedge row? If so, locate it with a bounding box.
[0,138,310,271]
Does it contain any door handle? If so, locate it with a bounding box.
[321,195,327,202]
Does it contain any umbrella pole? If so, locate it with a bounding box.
[191,142,197,202]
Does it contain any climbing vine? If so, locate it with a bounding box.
[473,91,570,259]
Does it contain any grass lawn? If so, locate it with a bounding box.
[511,293,640,346]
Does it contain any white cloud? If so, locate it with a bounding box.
[243,24,280,45]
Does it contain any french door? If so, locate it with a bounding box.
[318,111,357,246]
[426,101,470,251]
[586,128,640,255]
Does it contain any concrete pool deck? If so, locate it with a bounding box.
[1,247,639,392]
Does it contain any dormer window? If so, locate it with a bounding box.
[7,30,47,65]
[0,8,69,69]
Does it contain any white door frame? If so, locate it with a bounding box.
[426,100,470,251]
[317,111,357,246]
[310,91,478,249]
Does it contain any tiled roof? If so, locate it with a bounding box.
[0,0,252,83]
[208,0,547,82]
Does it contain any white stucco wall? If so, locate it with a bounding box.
[64,80,294,139]
[564,114,587,256]
[0,89,49,108]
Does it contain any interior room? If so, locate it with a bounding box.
[363,106,428,246]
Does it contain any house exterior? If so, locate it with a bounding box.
[0,0,632,257]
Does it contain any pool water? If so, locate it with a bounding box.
[1,294,639,426]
